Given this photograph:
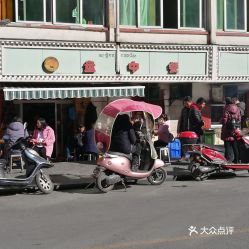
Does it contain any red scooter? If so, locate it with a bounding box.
[92,99,167,193]
[178,131,249,181]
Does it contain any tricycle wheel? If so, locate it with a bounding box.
[36,172,54,194]
[147,168,166,185]
[96,171,114,193]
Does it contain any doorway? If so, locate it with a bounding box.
[23,103,56,157]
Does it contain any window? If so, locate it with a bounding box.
[180,0,202,28]
[16,0,105,25]
[217,0,246,31]
[120,0,163,27]
[17,0,46,22]
[139,0,161,27]
[120,0,205,29]
[120,0,137,26]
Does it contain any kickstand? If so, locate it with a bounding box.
[121,179,127,192]
[84,179,96,190]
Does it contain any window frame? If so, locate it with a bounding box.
[119,0,206,30]
[137,0,163,28]
[177,0,204,29]
[15,0,48,23]
[216,0,247,32]
[15,0,105,27]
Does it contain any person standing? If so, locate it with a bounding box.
[31,117,55,160]
[74,124,85,160]
[177,96,193,160]
[221,97,241,163]
[188,97,206,143]
[177,96,193,133]
[232,97,246,128]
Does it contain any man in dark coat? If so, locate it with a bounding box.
[109,114,136,155]
[177,96,193,133]
[188,97,206,142]
[177,96,193,160]
[221,97,241,163]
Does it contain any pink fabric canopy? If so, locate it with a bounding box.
[102,99,162,119]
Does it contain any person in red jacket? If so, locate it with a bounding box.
[221,97,241,163]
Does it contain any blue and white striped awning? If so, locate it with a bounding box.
[3,86,145,100]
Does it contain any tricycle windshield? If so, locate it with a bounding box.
[95,99,162,154]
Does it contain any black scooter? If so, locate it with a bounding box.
[0,138,54,194]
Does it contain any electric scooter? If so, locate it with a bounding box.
[0,138,54,194]
[92,99,167,193]
[178,131,249,181]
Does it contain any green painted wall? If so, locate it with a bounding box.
[2,47,207,76]
[219,52,248,76]
[2,48,115,75]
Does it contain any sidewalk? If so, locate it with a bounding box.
[45,161,97,189]
[45,160,188,190]
[4,160,188,192]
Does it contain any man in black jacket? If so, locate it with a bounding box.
[189,97,206,142]
[177,96,193,133]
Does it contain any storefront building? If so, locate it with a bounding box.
[1,0,249,157]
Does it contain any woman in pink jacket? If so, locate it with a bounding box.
[31,118,55,160]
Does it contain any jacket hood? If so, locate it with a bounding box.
[8,122,24,131]
[225,104,239,114]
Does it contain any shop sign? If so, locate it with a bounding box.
[167,62,179,74]
[128,61,139,73]
[43,57,59,73]
[83,60,96,73]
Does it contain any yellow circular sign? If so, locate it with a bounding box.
[43,57,59,73]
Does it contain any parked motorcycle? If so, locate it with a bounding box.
[92,99,167,193]
[0,138,54,194]
[178,131,249,181]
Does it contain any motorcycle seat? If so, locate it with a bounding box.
[107,151,132,161]
[206,145,225,153]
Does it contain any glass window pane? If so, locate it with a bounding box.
[217,0,224,29]
[46,0,52,22]
[180,0,200,28]
[56,0,80,23]
[226,0,245,30]
[83,0,104,25]
[18,0,44,21]
[163,0,178,28]
[140,0,161,26]
[120,0,136,25]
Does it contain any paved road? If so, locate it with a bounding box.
[0,163,249,249]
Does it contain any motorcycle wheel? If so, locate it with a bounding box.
[96,171,114,193]
[147,168,166,185]
[35,172,54,194]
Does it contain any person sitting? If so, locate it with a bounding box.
[30,117,55,160]
[109,114,136,155]
[2,116,27,160]
[131,112,147,171]
[74,124,85,160]
[154,114,173,147]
